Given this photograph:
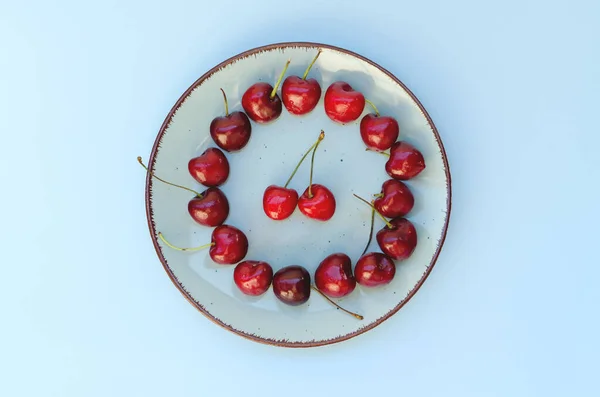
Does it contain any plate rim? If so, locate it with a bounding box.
[144,41,453,348]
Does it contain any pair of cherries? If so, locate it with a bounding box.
[263,131,336,222]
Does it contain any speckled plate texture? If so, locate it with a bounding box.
[144,42,451,347]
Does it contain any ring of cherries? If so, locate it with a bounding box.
[139,50,426,320]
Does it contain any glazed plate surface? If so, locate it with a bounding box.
[144,42,451,347]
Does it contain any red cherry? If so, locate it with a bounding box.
[281,50,322,115]
[210,88,252,152]
[373,179,415,218]
[385,141,426,180]
[355,252,396,287]
[315,253,356,298]
[209,225,249,265]
[359,100,399,151]
[187,147,230,187]
[158,224,248,265]
[298,184,336,221]
[376,217,417,261]
[262,131,325,221]
[324,81,365,124]
[242,60,291,123]
[282,76,321,115]
[187,187,229,227]
[272,265,311,306]
[233,260,273,296]
[263,185,299,220]
[137,157,229,227]
[296,130,335,221]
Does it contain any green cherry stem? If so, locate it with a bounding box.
[310,286,364,320]
[158,232,215,252]
[364,99,380,116]
[365,148,390,157]
[308,130,325,198]
[284,130,325,189]
[353,193,394,229]
[137,156,201,197]
[302,49,322,80]
[361,207,376,257]
[270,59,291,99]
[219,88,229,116]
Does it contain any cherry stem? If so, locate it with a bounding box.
[158,232,215,252]
[364,99,380,116]
[353,194,393,228]
[308,130,325,198]
[361,207,376,257]
[373,193,384,198]
[137,156,201,197]
[302,49,322,80]
[219,88,229,116]
[284,130,325,188]
[311,286,364,320]
[365,148,390,157]
[270,59,291,99]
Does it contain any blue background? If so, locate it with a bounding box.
[1,1,598,396]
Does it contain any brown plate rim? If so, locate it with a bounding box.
[144,41,452,348]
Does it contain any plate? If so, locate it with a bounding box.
[143,42,451,347]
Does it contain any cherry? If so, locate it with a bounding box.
[187,147,230,187]
[324,81,365,124]
[376,217,418,261]
[262,186,298,221]
[187,188,229,227]
[385,141,426,180]
[314,253,356,298]
[297,130,336,221]
[354,193,418,261]
[210,88,252,152]
[263,131,325,220]
[359,100,399,151]
[242,60,291,123]
[138,157,229,227]
[355,252,396,287]
[298,184,336,221]
[281,50,322,115]
[373,179,414,218]
[233,260,273,296]
[158,224,248,265]
[272,265,311,306]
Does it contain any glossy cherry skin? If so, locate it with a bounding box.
[210,111,252,152]
[262,185,299,220]
[297,184,336,221]
[324,81,365,124]
[272,265,311,306]
[376,217,418,261]
[187,187,229,227]
[354,252,396,287]
[209,224,248,265]
[373,179,415,218]
[360,113,399,151]
[188,148,229,187]
[385,141,426,180]
[315,253,356,298]
[281,76,321,115]
[241,82,282,123]
[233,260,273,296]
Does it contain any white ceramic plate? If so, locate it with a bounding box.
[143,42,451,347]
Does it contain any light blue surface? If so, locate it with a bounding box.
[1,1,599,396]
